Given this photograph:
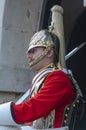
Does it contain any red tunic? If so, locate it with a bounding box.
[12,70,74,128]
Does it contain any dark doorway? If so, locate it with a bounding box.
[39,0,62,30]
[66,10,86,130]
[66,10,86,100]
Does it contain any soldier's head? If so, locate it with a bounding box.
[26,29,60,71]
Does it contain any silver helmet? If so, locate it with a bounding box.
[27,30,54,52]
[27,29,60,67]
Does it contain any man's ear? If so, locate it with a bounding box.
[47,49,54,58]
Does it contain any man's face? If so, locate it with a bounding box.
[27,47,48,71]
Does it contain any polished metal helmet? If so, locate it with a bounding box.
[27,30,54,52]
[27,29,60,67]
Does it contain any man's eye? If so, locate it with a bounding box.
[30,49,35,53]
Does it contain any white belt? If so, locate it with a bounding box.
[21,126,69,130]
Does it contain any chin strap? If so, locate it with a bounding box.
[29,46,52,67]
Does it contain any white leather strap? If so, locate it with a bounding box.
[21,126,69,130]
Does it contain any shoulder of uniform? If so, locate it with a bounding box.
[45,68,69,80]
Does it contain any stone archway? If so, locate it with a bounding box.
[0,0,42,102]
